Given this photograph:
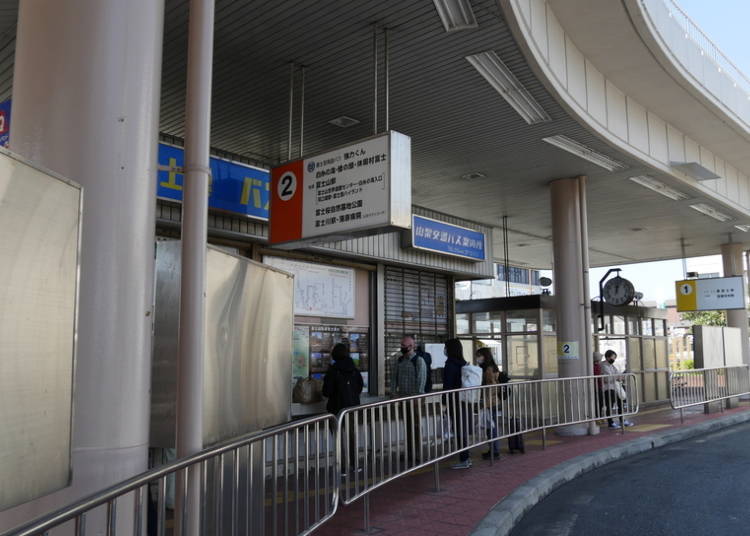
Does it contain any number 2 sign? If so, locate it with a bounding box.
[558,341,579,360]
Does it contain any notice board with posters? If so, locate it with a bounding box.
[294,324,370,391]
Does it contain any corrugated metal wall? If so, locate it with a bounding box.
[156,201,495,279]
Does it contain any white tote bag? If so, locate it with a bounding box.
[459,364,482,404]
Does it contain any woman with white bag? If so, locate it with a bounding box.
[600,350,634,429]
[444,339,483,470]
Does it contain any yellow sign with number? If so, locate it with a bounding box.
[675,280,698,312]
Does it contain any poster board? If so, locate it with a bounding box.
[264,256,355,318]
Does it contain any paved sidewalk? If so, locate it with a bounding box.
[315,402,750,536]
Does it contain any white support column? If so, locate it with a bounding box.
[721,243,750,365]
[2,0,164,529]
[550,177,592,435]
[175,0,214,534]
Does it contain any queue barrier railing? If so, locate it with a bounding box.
[1,413,338,536]
[2,374,638,536]
[337,373,639,529]
[669,365,750,423]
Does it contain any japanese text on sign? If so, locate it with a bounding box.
[408,215,486,261]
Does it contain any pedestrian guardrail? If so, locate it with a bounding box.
[669,365,750,422]
[0,413,338,536]
[2,374,638,536]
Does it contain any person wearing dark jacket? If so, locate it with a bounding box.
[442,338,475,469]
[443,338,467,391]
[322,343,364,475]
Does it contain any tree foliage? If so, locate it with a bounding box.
[681,310,726,327]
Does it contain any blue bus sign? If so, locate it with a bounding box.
[407,215,486,261]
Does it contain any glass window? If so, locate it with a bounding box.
[542,335,558,377]
[654,319,665,336]
[655,339,668,369]
[599,338,627,372]
[455,281,471,301]
[506,310,538,332]
[642,338,656,370]
[543,310,556,332]
[627,337,642,372]
[507,334,539,378]
[641,319,654,336]
[612,316,626,335]
[456,313,470,335]
[474,312,491,333]
[627,317,639,335]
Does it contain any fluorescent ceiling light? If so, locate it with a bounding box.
[461,171,486,180]
[735,225,750,232]
[670,161,721,181]
[433,0,478,32]
[628,175,688,201]
[466,51,551,125]
[690,203,732,222]
[542,135,626,172]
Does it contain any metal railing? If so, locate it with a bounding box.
[669,365,750,422]
[337,373,639,513]
[3,374,639,536]
[1,413,338,536]
[641,0,750,102]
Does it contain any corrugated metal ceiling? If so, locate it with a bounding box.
[0,0,740,268]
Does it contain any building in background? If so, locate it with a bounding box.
[456,263,544,300]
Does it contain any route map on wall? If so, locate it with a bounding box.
[264,256,355,318]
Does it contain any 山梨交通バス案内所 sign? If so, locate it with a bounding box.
[407,215,486,261]
[157,143,270,220]
[675,276,745,312]
[268,131,412,245]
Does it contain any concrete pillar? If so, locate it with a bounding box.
[1,0,164,529]
[550,177,594,435]
[721,243,750,365]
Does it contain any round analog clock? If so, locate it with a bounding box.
[602,276,635,306]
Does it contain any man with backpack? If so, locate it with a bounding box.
[322,343,364,475]
[389,335,427,465]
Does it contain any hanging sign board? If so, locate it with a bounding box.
[675,276,745,312]
[269,131,412,247]
[157,143,270,220]
[404,215,486,261]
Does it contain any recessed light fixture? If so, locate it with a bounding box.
[542,135,626,172]
[628,175,689,201]
[466,51,551,125]
[670,161,721,181]
[690,203,732,222]
[328,116,360,128]
[461,171,486,181]
[433,0,478,32]
[735,224,750,232]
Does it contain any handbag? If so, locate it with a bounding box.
[615,380,627,401]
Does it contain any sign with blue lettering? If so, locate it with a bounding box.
[0,98,11,147]
[157,143,270,220]
[407,215,486,261]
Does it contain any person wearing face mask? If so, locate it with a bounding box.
[601,350,634,428]
[390,335,427,465]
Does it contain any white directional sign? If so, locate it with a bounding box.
[675,276,745,312]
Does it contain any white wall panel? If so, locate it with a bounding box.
[647,112,668,163]
[517,0,532,27]
[626,97,649,153]
[666,124,685,162]
[530,0,548,60]
[699,146,716,173]
[714,157,727,196]
[585,59,606,125]
[606,80,628,140]
[726,164,739,200]
[739,173,750,207]
[565,35,587,108]
[684,136,700,164]
[546,8,567,84]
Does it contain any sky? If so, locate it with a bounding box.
[553,1,749,307]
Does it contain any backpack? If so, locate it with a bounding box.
[413,350,433,393]
[333,369,361,412]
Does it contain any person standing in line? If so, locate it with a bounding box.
[322,343,364,475]
[476,347,502,460]
[443,338,480,470]
[389,335,427,464]
[600,350,634,429]
[593,351,603,420]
